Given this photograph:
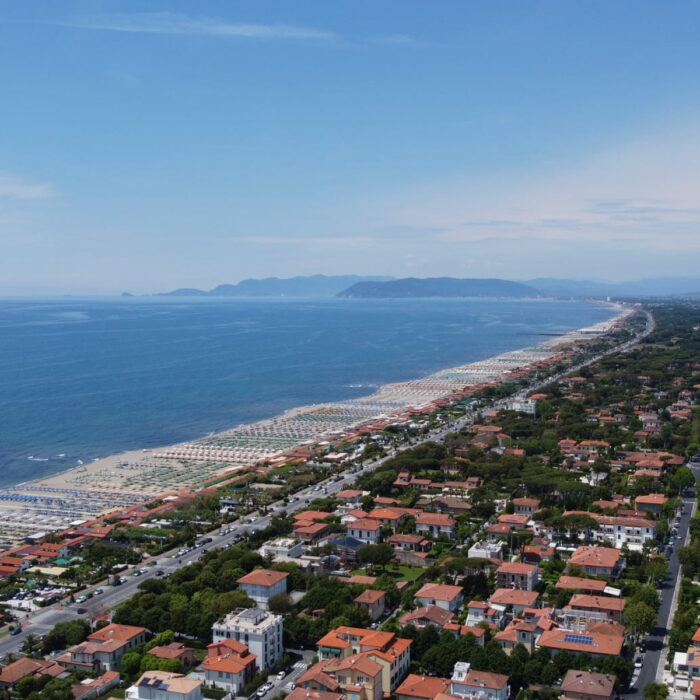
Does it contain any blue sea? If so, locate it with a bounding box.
[0,297,616,487]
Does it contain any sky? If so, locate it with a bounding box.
[1,1,700,294]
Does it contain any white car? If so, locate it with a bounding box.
[276,671,286,680]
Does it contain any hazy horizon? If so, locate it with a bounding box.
[2,1,700,295]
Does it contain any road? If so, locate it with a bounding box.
[0,307,655,660]
[626,483,697,699]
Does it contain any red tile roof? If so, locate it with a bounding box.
[237,569,289,587]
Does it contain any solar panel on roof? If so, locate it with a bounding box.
[564,633,593,645]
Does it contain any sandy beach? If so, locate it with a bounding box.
[0,303,630,548]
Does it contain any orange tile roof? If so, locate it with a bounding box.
[561,670,615,698]
[538,628,624,656]
[568,594,625,613]
[400,605,454,627]
[570,546,621,569]
[237,569,289,587]
[396,674,450,699]
[416,513,455,526]
[89,623,146,644]
[355,589,385,604]
[496,561,537,575]
[489,588,539,607]
[636,493,667,505]
[346,518,382,531]
[555,576,607,593]
[415,583,463,602]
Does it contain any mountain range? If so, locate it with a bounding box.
[151,275,700,299]
[158,275,393,298]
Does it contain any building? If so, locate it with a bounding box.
[297,656,384,700]
[513,498,541,516]
[569,546,624,579]
[537,627,624,658]
[388,534,432,554]
[396,674,450,700]
[259,538,303,560]
[355,589,386,622]
[58,623,148,672]
[450,661,509,700]
[212,607,283,670]
[560,670,616,700]
[468,540,503,560]
[201,639,256,694]
[236,569,288,610]
[414,583,464,612]
[126,671,202,700]
[399,605,454,630]
[0,658,64,690]
[465,600,504,629]
[71,670,120,700]
[635,494,668,515]
[495,620,538,654]
[495,561,539,591]
[488,588,539,615]
[415,513,456,540]
[147,643,196,670]
[345,518,382,544]
[555,576,608,594]
[336,489,364,504]
[590,516,656,551]
[566,594,626,623]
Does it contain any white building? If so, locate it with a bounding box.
[450,662,509,700]
[591,516,656,552]
[126,671,202,700]
[259,538,303,561]
[236,569,288,610]
[212,607,284,670]
[468,540,503,560]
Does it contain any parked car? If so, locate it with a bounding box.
[277,671,286,680]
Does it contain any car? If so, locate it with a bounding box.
[132,570,142,576]
[155,570,165,577]
[634,656,643,669]
[256,689,266,698]
[94,588,104,595]
[139,567,149,574]
[10,626,21,636]
[277,671,286,680]
[120,576,128,583]
[76,607,88,614]
[75,595,88,604]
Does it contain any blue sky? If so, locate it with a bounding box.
[2,1,700,294]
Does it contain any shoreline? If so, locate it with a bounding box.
[0,302,630,547]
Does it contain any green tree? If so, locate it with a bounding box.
[624,600,657,640]
[358,543,395,572]
[643,683,669,700]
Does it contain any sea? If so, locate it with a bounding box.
[0,297,616,488]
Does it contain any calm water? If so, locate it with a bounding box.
[0,297,615,487]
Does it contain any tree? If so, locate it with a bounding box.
[624,600,656,640]
[645,557,669,585]
[644,683,669,700]
[672,467,695,494]
[359,543,395,572]
[268,593,294,614]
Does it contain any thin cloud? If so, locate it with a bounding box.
[57,12,337,42]
[0,173,55,200]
